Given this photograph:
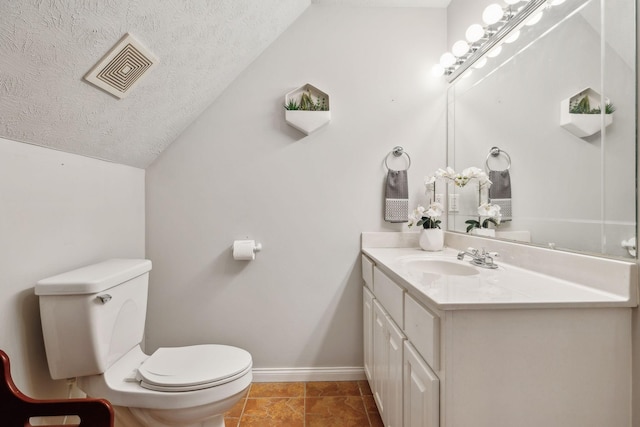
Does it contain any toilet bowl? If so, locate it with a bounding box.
[35,259,253,427]
[80,345,252,427]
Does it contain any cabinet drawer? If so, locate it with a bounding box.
[404,294,440,370]
[362,255,374,290]
[373,267,404,329]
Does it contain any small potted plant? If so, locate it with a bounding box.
[409,202,444,251]
[560,88,615,138]
[465,202,502,237]
[284,84,330,135]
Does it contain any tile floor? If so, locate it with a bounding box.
[224,380,383,427]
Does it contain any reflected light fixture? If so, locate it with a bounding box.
[474,57,488,69]
[466,24,485,43]
[435,0,554,81]
[504,30,521,43]
[526,10,544,25]
[452,40,470,57]
[487,45,503,58]
[482,3,505,25]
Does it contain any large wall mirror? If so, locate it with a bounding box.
[446,0,636,258]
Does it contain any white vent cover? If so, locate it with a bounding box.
[84,33,158,99]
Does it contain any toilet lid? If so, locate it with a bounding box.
[137,344,252,392]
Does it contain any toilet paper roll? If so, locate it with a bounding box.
[233,240,256,261]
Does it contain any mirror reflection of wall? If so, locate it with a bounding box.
[446,0,636,258]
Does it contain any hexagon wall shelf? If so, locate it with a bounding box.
[560,87,613,138]
[284,84,331,135]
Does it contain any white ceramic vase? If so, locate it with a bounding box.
[419,228,444,251]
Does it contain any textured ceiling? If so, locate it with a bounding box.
[0,0,311,168]
[0,0,448,168]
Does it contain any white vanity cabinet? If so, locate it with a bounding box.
[361,253,633,427]
[363,255,439,427]
[364,253,406,427]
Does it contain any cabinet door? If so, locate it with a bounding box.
[363,286,374,382]
[373,300,406,427]
[384,311,405,427]
[372,301,388,417]
[404,341,439,427]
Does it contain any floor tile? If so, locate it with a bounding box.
[248,382,305,398]
[362,394,378,414]
[305,396,368,421]
[306,415,371,427]
[358,380,373,396]
[306,381,361,397]
[306,395,371,427]
[224,380,381,426]
[368,411,384,427]
[224,417,240,427]
[240,397,305,427]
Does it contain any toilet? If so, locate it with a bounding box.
[35,259,252,427]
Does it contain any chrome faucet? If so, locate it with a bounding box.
[457,247,499,269]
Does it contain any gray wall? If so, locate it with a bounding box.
[145,5,447,373]
[0,137,145,397]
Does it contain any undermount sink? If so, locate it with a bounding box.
[399,257,479,276]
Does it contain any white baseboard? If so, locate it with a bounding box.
[251,366,366,383]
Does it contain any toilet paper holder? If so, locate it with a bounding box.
[232,240,263,261]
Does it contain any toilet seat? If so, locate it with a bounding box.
[137,345,252,392]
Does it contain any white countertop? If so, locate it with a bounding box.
[363,247,636,310]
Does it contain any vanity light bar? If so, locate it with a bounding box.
[437,0,550,82]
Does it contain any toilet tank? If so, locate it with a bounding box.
[35,259,152,380]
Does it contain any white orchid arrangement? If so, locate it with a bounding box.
[408,203,444,229]
[423,166,498,233]
[431,166,492,188]
[465,203,502,232]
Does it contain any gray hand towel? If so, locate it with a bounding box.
[489,170,512,221]
[385,169,409,223]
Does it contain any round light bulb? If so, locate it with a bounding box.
[526,11,543,26]
[431,64,445,77]
[549,0,565,4]
[482,4,504,25]
[504,0,520,4]
[504,30,520,44]
[452,40,470,57]
[440,52,456,68]
[466,24,485,43]
[487,45,502,58]
[473,57,488,69]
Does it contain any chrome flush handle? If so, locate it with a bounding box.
[96,294,112,304]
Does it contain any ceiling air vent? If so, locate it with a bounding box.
[84,33,158,99]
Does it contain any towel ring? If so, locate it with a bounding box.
[385,146,411,171]
[485,146,511,172]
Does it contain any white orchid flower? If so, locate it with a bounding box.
[461,166,483,178]
[425,202,444,218]
[434,167,456,180]
[453,174,469,187]
[408,205,426,226]
[478,202,501,219]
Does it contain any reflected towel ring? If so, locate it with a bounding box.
[485,146,511,172]
[385,146,411,171]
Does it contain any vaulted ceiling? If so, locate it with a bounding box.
[0,0,449,168]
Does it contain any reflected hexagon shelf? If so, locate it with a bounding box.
[284,84,330,135]
[560,87,613,138]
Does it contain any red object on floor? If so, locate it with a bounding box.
[0,349,114,427]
